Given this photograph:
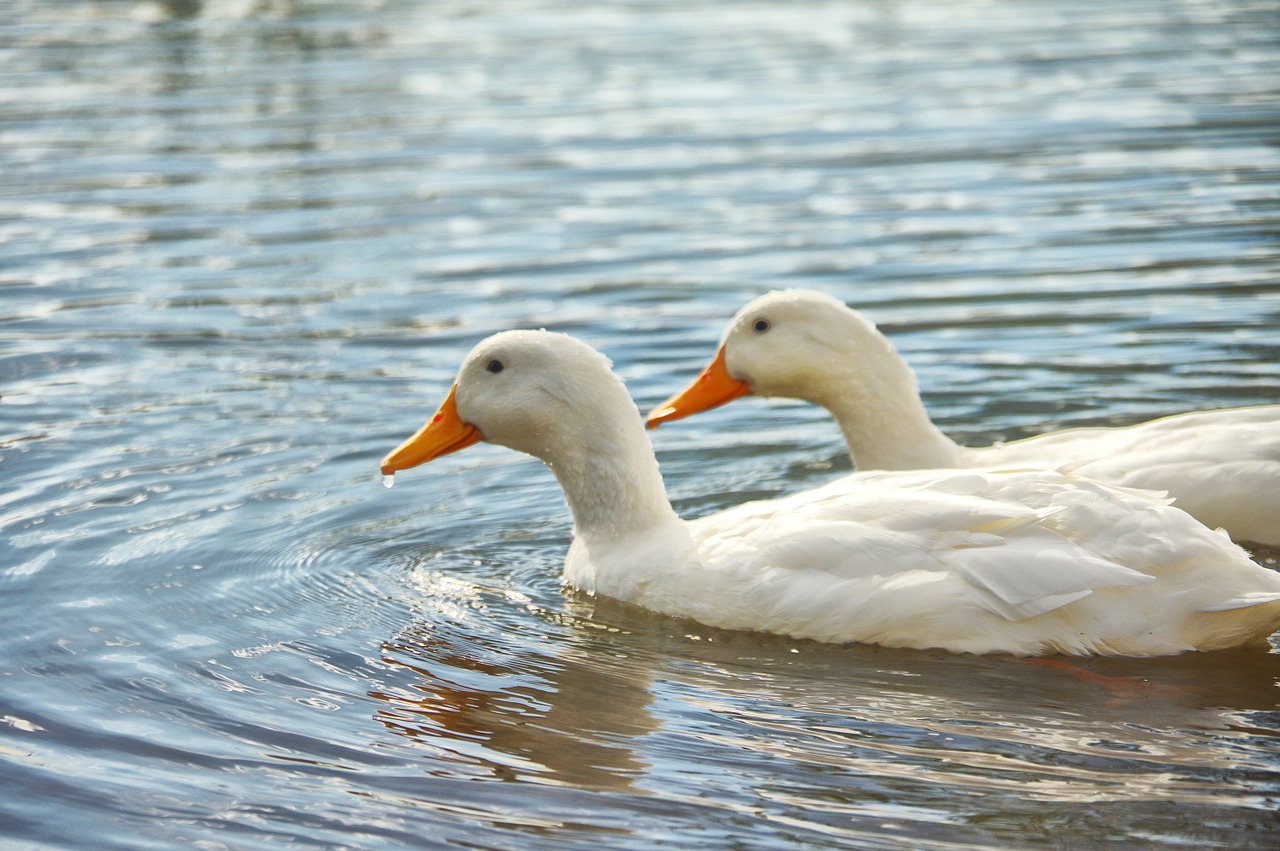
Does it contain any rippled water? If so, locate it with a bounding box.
[3,0,1279,847]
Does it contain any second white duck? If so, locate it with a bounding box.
[646,289,1280,547]
[382,329,1280,657]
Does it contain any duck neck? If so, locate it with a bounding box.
[544,417,684,548]
[815,343,961,471]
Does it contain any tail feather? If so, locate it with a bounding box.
[1200,591,1280,613]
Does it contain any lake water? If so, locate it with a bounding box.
[3,0,1279,847]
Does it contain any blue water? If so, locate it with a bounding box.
[2,0,1279,847]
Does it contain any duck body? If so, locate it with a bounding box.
[383,330,1280,657]
[647,289,1280,547]
[578,466,1280,656]
[960,406,1280,546]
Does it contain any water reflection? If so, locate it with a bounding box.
[576,596,1280,807]
[372,572,1280,828]
[374,577,658,791]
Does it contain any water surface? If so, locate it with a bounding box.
[2,0,1279,847]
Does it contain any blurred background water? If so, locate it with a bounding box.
[2,0,1279,848]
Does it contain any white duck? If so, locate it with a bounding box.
[646,289,1280,548]
[382,329,1280,657]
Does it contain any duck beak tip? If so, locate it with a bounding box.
[380,384,480,477]
[644,408,671,429]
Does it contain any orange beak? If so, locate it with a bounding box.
[645,345,751,429]
[380,384,482,476]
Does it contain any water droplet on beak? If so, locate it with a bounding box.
[381,473,395,489]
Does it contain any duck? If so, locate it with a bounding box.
[646,289,1280,548]
[381,329,1280,657]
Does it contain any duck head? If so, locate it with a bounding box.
[382,330,642,476]
[646,289,885,427]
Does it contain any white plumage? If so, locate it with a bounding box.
[647,289,1280,547]
[382,330,1280,657]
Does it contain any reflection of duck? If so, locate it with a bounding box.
[380,330,1280,657]
[373,617,655,790]
[646,630,1280,804]
[646,289,1280,548]
[580,591,1280,713]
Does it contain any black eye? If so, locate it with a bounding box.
[753,318,770,333]
[486,359,504,374]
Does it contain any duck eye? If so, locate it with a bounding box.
[486,359,504,374]
[753,318,771,333]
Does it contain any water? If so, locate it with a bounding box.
[2,0,1279,847]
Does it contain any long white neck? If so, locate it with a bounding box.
[545,420,682,542]
[536,396,693,595]
[809,328,961,471]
